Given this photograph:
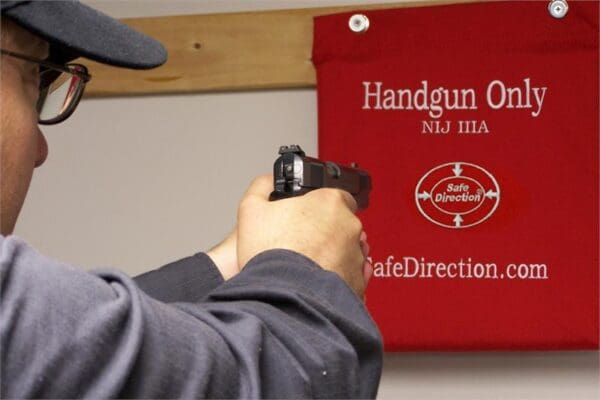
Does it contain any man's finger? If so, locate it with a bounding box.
[360,239,370,258]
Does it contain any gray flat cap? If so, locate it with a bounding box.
[1,0,167,68]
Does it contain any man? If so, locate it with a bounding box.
[0,1,382,398]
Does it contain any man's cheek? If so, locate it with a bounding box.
[5,76,37,122]
[23,76,41,113]
[4,87,42,166]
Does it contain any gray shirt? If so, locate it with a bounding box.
[0,235,382,398]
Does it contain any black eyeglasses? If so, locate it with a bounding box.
[0,49,92,125]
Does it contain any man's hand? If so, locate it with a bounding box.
[206,228,239,280]
[237,175,368,299]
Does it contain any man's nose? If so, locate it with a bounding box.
[35,130,49,168]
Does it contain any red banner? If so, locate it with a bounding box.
[313,1,599,351]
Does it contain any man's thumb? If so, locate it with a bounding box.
[243,174,273,201]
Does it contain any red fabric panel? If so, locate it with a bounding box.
[313,1,599,351]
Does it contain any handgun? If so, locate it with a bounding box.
[269,145,371,210]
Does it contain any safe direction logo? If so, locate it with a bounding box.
[415,162,500,228]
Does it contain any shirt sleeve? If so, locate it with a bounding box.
[0,235,383,399]
[133,252,224,303]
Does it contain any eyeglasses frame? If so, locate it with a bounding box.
[0,48,92,125]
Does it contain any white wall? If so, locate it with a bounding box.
[15,1,599,398]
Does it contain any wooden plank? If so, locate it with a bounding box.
[84,0,478,97]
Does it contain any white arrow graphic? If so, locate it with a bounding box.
[453,214,463,227]
[485,190,498,199]
[452,163,463,176]
[417,191,431,201]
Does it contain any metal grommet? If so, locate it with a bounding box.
[548,0,568,19]
[349,14,369,33]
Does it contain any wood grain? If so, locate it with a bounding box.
[83,1,477,97]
